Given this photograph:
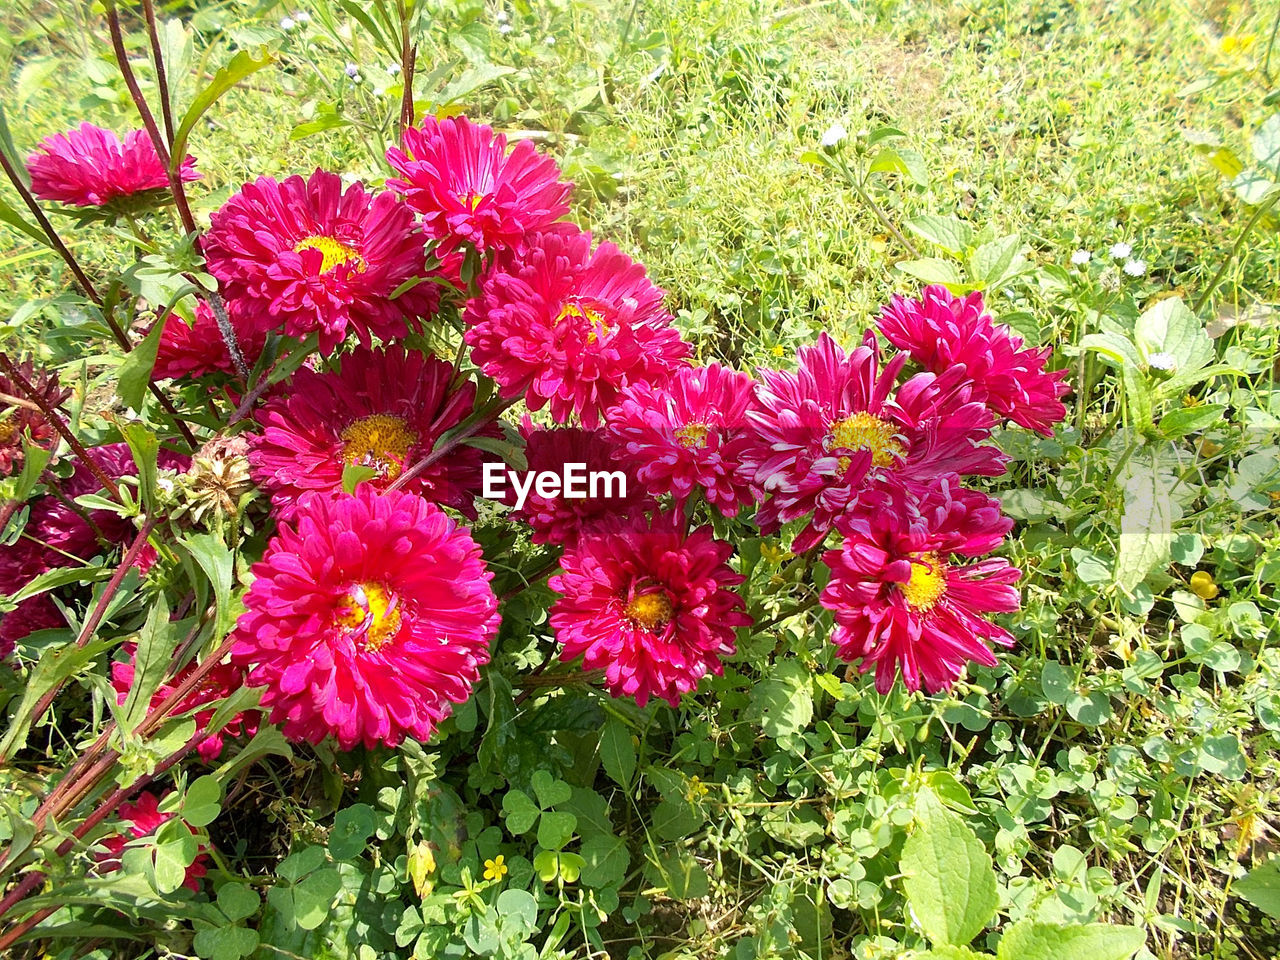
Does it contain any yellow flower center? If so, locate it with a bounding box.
[335,581,403,651]
[558,300,611,344]
[675,422,710,450]
[624,591,674,633]
[827,412,904,472]
[0,415,15,445]
[901,553,947,611]
[294,235,365,273]
[340,414,418,481]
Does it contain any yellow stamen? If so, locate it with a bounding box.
[461,191,486,211]
[827,412,904,472]
[675,422,710,450]
[901,553,947,611]
[624,591,674,633]
[0,416,15,445]
[335,581,403,651]
[294,235,365,273]
[557,300,611,344]
[340,414,418,481]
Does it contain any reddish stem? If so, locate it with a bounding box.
[140,0,175,143]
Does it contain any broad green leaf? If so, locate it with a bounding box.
[211,724,292,782]
[969,234,1026,289]
[531,769,572,808]
[916,949,989,960]
[171,50,273,173]
[894,257,966,289]
[290,102,350,140]
[599,717,636,788]
[995,920,1146,960]
[121,422,160,515]
[460,434,528,471]
[537,810,578,850]
[868,146,927,184]
[183,775,222,828]
[1251,113,1280,170]
[496,888,538,933]
[291,867,342,930]
[502,789,540,835]
[118,318,165,412]
[435,64,517,107]
[178,533,236,640]
[1235,857,1280,919]
[747,660,813,738]
[905,215,974,255]
[1079,331,1141,369]
[1158,403,1226,438]
[119,594,177,733]
[328,803,377,860]
[579,833,629,888]
[341,463,378,493]
[194,925,258,960]
[1114,461,1178,591]
[900,790,999,947]
[1134,297,1214,373]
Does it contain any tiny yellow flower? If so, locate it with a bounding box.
[1189,571,1219,600]
[760,542,791,565]
[685,776,710,801]
[771,344,786,358]
[483,855,508,881]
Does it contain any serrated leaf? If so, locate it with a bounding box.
[119,594,177,733]
[900,790,998,947]
[1134,297,1214,372]
[1158,404,1226,438]
[1235,857,1280,919]
[178,533,235,640]
[748,660,813,738]
[995,920,1145,960]
[905,215,974,255]
[894,257,966,288]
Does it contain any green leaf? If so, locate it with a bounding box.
[435,63,517,107]
[341,463,379,493]
[118,318,166,412]
[599,717,636,788]
[502,789,540,835]
[1158,404,1226,438]
[531,769,572,808]
[460,434,528,471]
[290,102,350,140]
[495,888,538,931]
[868,146,927,184]
[119,594,178,733]
[536,810,577,851]
[183,775,222,828]
[748,660,813,738]
[1114,462,1177,592]
[0,636,114,762]
[1235,857,1280,919]
[905,215,974,255]
[969,233,1024,287]
[533,849,585,883]
[171,50,274,173]
[1079,332,1141,369]
[121,422,161,516]
[178,533,236,640]
[1251,113,1280,170]
[216,882,261,923]
[152,822,198,894]
[0,196,52,247]
[916,949,990,960]
[1134,297,1214,373]
[579,833,629,888]
[328,803,377,860]
[194,925,258,960]
[900,790,999,947]
[894,257,966,288]
[995,921,1146,960]
[291,867,342,930]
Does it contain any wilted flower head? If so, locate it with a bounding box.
[27,123,199,208]
[231,486,499,749]
[0,359,70,477]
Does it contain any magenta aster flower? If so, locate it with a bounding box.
[96,791,209,892]
[111,645,258,761]
[203,169,438,350]
[231,486,498,749]
[387,115,572,259]
[820,478,1020,694]
[465,228,691,427]
[0,594,62,660]
[604,363,760,516]
[0,360,70,477]
[509,422,651,547]
[877,286,1070,435]
[549,514,751,707]
[151,301,267,381]
[741,332,1005,552]
[26,122,200,208]
[249,344,493,519]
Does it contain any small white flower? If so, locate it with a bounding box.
[156,476,175,495]
[499,23,512,34]
[1109,241,1132,259]
[386,62,401,75]
[295,10,311,23]
[496,9,509,22]
[820,122,848,148]
[345,62,359,78]
[1148,352,1178,371]
[1070,249,1091,266]
[280,16,296,30]
[543,34,556,45]
[1123,258,1147,277]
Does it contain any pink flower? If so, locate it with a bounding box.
[96,791,209,892]
[0,360,70,477]
[0,594,62,660]
[820,478,1020,694]
[110,645,258,761]
[230,486,499,749]
[152,301,267,381]
[741,332,1005,552]
[508,422,651,547]
[549,514,751,707]
[27,123,200,208]
[248,344,494,520]
[465,228,691,427]
[877,286,1070,435]
[387,115,572,260]
[604,363,760,515]
[203,169,438,350]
